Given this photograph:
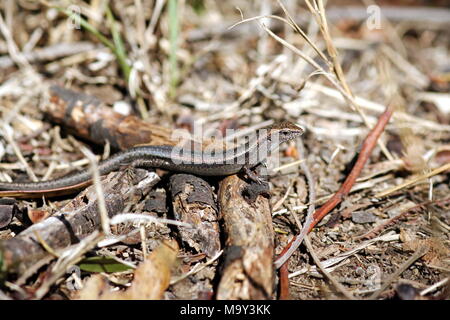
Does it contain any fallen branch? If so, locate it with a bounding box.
[309,106,394,230]
[216,175,274,300]
[45,85,179,150]
[0,169,159,277]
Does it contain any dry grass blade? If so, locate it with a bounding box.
[170,250,222,285]
[80,145,111,236]
[375,163,450,198]
[0,13,30,69]
[109,213,193,228]
[1,123,38,182]
[307,0,393,160]
[274,139,315,269]
[34,230,104,299]
[304,235,355,300]
[277,0,328,63]
[420,278,449,297]
[368,245,429,300]
[288,232,400,279]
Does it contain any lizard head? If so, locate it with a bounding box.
[268,121,305,144]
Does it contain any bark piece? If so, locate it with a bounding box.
[170,174,220,257]
[242,180,270,203]
[45,85,179,150]
[0,198,17,228]
[0,169,159,276]
[27,209,51,224]
[144,190,168,215]
[0,205,15,229]
[216,175,274,300]
[112,189,170,246]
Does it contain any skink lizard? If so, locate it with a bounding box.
[0,122,304,197]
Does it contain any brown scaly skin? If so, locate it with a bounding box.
[0,122,304,197]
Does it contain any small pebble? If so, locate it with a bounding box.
[352,211,377,224]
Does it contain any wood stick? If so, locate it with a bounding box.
[45,85,178,150]
[0,169,159,276]
[309,106,394,231]
[169,174,220,257]
[216,175,274,299]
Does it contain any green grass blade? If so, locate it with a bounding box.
[105,5,131,81]
[56,5,131,83]
[168,0,179,98]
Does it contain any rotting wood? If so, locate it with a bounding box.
[169,174,220,258]
[113,189,171,246]
[44,85,179,150]
[0,168,159,276]
[216,175,274,300]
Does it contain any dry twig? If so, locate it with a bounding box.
[368,245,429,300]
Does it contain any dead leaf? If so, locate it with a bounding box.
[127,239,179,299]
[28,209,50,224]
